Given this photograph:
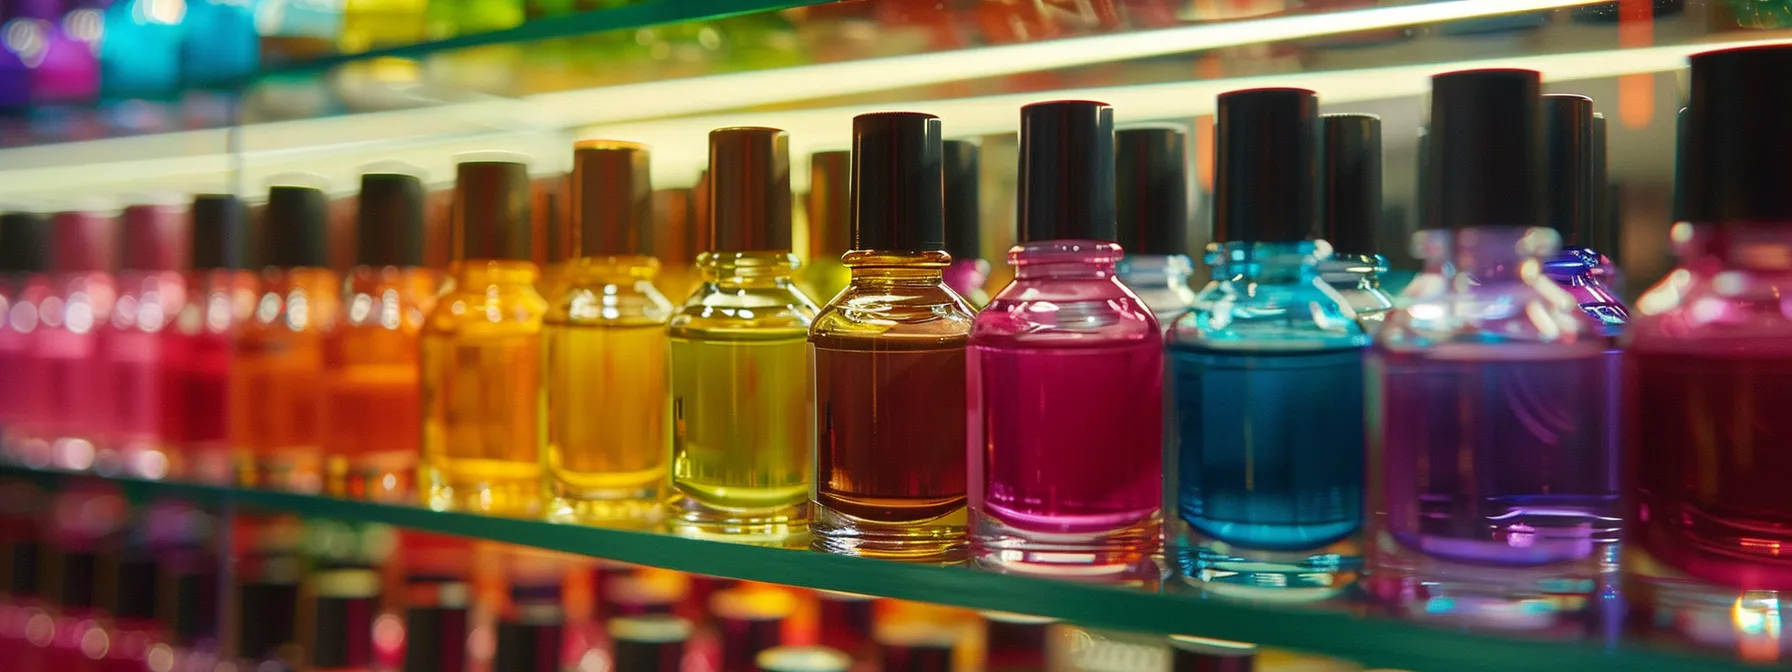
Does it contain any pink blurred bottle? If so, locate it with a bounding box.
[96,203,190,479]
[40,210,117,472]
[967,100,1163,573]
[170,196,254,484]
[0,213,51,462]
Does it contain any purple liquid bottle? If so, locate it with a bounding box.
[968,100,1163,574]
[1368,69,1617,632]
[1540,95,1627,337]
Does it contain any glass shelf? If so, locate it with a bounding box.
[0,464,1768,672]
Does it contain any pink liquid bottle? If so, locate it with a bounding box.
[97,202,189,480]
[967,100,1163,574]
[170,195,253,484]
[1626,44,1792,661]
[0,213,51,462]
[40,209,117,473]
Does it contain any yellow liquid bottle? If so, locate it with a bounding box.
[667,127,819,542]
[797,150,852,304]
[544,141,674,525]
[421,159,547,517]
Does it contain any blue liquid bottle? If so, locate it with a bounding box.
[1114,126,1196,325]
[1167,88,1368,598]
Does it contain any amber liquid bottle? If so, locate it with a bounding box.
[810,113,975,561]
[231,185,340,492]
[421,159,547,516]
[323,173,438,501]
[797,151,851,303]
[544,141,674,525]
[667,127,819,542]
[652,188,701,302]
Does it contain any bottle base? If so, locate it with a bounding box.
[970,510,1160,577]
[92,439,173,480]
[327,452,416,503]
[1172,531,1359,602]
[1366,535,1617,635]
[424,474,542,518]
[810,504,967,563]
[242,449,323,494]
[664,493,808,546]
[547,496,663,529]
[1624,546,1792,662]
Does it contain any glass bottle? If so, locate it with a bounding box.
[544,141,674,525]
[798,150,852,303]
[172,195,255,484]
[1318,114,1395,329]
[324,173,438,501]
[668,127,818,542]
[610,615,692,672]
[1540,95,1627,337]
[968,101,1163,572]
[1368,70,1615,630]
[652,188,702,303]
[1626,45,1792,656]
[0,213,50,463]
[421,159,547,517]
[233,515,305,672]
[97,202,188,479]
[1168,88,1367,598]
[942,140,990,307]
[1115,126,1196,325]
[231,185,340,492]
[40,209,116,472]
[810,112,976,561]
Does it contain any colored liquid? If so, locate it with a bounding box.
[1173,347,1364,550]
[544,321,668,515]
[230,325,326,485]
[1375,347,1618,567]
[323,270,434,500]
[668,331,811,517]
[39,274,113,465]
[1631,350,1792,589]
[970,340,1162,534]
[421,331,542,516]
[813,334,968,523]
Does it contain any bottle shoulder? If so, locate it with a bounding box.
[1378,277,1601,351]
[667,281,817,337]
[1627,263,1792,353]
[810,282,975,342]
[970,277,1159,346]
[546,278,674,327]
[424,280,549,336]
[1170,279,1365,350]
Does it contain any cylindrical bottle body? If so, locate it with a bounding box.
[323,266,438,501]
[230,267,340,491]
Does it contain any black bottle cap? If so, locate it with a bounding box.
[58,551,97,608]
[1429,69,1545,229]
[756,646,852,672]
[1170,635,1256,672]
[1018,100,1116,243]
[312,569,379,670]
[808,151,851,259]
[6,540,40,596]
[191,195,248,271]
[852,112,945,252]
[1672,106,1688,223]
[402,605,469,672]
[112,555,159,620]
[1115,126,1189,255]
[1416,127,1439,231]
[121,204,189,272]
[264,185,330,268]
[455,160,534,261]
[237,580,300,660]
[0,212,50,273]
[1686,45,1792,223]
[708,127,793,252]
[942,140,981,261]
[1319,114,1382,256]
[1590,113,1619,259]
[495,618,564,672]
[52,211,118,273]
[1542,94,1595,244]
[170,569,219,646]
[609,615,692,672]
[358,173,427,267]
[572,140,654,257]
[1214,88,1319,243]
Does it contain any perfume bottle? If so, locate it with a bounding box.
[983,612,1053,672]
[98,202,189,479]
[0,213,50,461]
[324,173,437,501]
[1368,69,1616,628]
[667,127,819,541]
[1114,126,1196,325]
[232,185,339,492]
[172,195,255,484]
[495,583,565,672]
[941,140,989,307]
[1168,88,1367,598]
[41,209,117,472]
[234,515,305,672]
[401,578,470,672]
[1317,114,1395,328]
[967,100,1163,572]
[810,112,976,561]
[1627,45,1792,654]
[1540,94,1627,336]
[610,615,692,672]
[422,159,547,516]
[310,566,382,672]
[799,151,853,304]
[652,188,702,303]
[544,141,674,525]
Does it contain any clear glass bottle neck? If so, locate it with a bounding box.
[1672,221,1792,272]
[1413,226,1560,284]
[698,250,799,289]
[1319,252,1387,289]
[449,259,540,287]
[842,249,949,285]
[1202,240,1331,284]
[559,255,661,285]
[1009,240,1123,281]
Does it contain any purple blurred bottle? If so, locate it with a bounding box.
[941,139,989,307]
[1539,95,1626,337]
[1368,70,1617,632]
[968,100,1163,573]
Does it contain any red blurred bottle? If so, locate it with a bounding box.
[40,210,118,472]
[169,196,254,484]
[96,203,190,479]
[0,213,52,462]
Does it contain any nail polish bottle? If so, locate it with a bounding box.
[171,196,254,485]
[1318,114,1395,329]
[19,0,100,105]
[815,592,872,658]
[421,159,547,517]
[798,151,852,303]
[0,482,46,663]
[609,614,692,672]
[1168,636,1255,672]
[810,112,975,561]
[180,0,259,87]
[543,141,673,525]
[941,140,989,308]
[1540,94,1627,336]
[967,100,1163,572]
[310,567,382,672]
[157,504,221,672]
[981,612,1052,672]
[41,485,126,672]
[1399,127,1451,303]
[324,173,437,502]
[232,185,339,493]
[98,202,189,480]
[1114,126,1196,325]
[42,209,117,472]
[1368,69,1616,628]
[495,583,565,672]
[1626,44,1792,654]
[651,188,702,303]
[102,507,168,672]
[711,589,791,672]
[1167,88,1367,598]
[877,624,957,672]
[667,127,819,541]
[757,646,851,672]
[98,0,182,100]
[400,579,470,672]
[235,517,303,672]
[0,213,51,461]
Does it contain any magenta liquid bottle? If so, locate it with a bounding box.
[40,209,117,473]
[968,100,1163,573]
[1626,44,1792,660]
[170,195,253,484]
[0,213,51,462]
[1368,69,1617,633]
[98,202,190,479]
